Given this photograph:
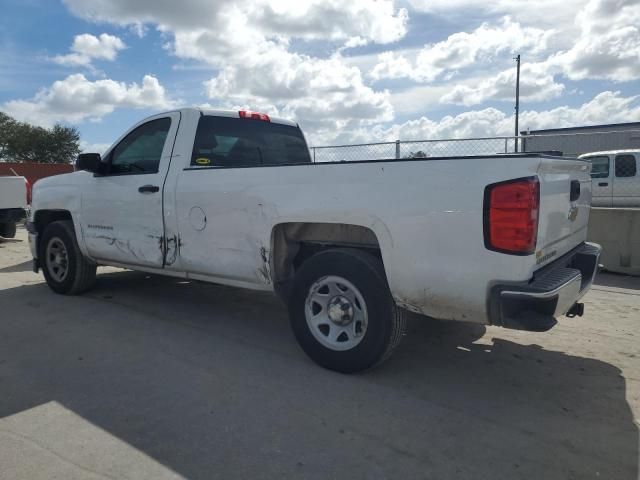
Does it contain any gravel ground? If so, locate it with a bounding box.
[1,226,639,480]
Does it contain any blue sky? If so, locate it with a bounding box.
[1,0,638,152]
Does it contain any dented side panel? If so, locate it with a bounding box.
[79,111,181,268]
[172,151,550,324]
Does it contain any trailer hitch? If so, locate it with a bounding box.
[566,302,584,318]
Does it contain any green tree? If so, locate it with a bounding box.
[0,112,17,160]
[0,111,80,163]
[405,150,429,159]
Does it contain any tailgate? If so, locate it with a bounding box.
[535,157,592,268]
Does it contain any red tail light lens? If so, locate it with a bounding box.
[484,177,539,255]
[239,110,270,122]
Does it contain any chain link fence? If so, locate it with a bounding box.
[310,129,640,163]
[309,130,640,204]
[310,137,521,163]
[521,129,640,158]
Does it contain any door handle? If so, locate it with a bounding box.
[598,182,608,187]
[138,185,159,193]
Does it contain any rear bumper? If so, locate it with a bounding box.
[489,242,601,331]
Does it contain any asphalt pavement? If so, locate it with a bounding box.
[1,227,639,479]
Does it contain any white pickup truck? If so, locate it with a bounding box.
[579,149,640,207]
[0,176,27,239]
[27,108,601,372]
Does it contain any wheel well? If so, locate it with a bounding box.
[271,222,382,295]
[34,210,73,235]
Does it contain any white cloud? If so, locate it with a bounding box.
[406,0,640,85]
[49,0,640,148]
[441,63,565,106]
[80,140,111,154]
[550,0,640,82]
[3,74,174,127]
[370,17,553,82]
[62,0,408,46]
[372,0,640,109]
[52,33,126,67]
[61,0,407,144]
[203,49,393,144]
[369,52,414,81]
[351,91,640,143]
[407,0,586,28]
[518,90,640,131]
[249,0,408,44]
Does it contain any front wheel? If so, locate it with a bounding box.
[40,220,96,295]
[289,248,406,373]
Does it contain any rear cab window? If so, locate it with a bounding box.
[190,115,311,167]
[615,154,637,178]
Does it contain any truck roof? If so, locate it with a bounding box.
[579,149,640,157]
[160,107,297,128]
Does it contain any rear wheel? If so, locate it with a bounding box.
[40,220,96,295]
[289,248,406,373]
[0,222,16,239]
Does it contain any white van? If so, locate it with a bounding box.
[579,150,640,207]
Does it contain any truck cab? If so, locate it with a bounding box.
[579,150,640,207]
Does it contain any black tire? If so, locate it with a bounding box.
[40,220,97,295]
[289,248,406,373]
[0,222,16,239]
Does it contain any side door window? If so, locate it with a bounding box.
[108,118,172,175]
[587,156,610,179]
[615,154,637,178]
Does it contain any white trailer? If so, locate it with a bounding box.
[0,176,27,238]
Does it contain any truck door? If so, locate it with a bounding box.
[586,155,612,207]
[80,112,181,267]
[612,153,639,207]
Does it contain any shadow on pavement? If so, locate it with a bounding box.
[0,270,637,479]
[0,261,33,274]
[594,271,640,290]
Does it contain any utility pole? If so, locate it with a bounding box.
[514,54,521,152]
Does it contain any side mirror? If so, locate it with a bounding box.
[76,153,102,173]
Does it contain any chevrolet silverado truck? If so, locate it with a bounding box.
[27,108,601,372]
[0,175,27,239]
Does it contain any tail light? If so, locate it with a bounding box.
[239,110,270,122]
[484,176,539,255]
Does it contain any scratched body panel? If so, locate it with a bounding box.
[29,108,594,326]
[80,111,181,269]
[174,153,548,323]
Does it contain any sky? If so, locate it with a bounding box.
[0,0,639,153]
